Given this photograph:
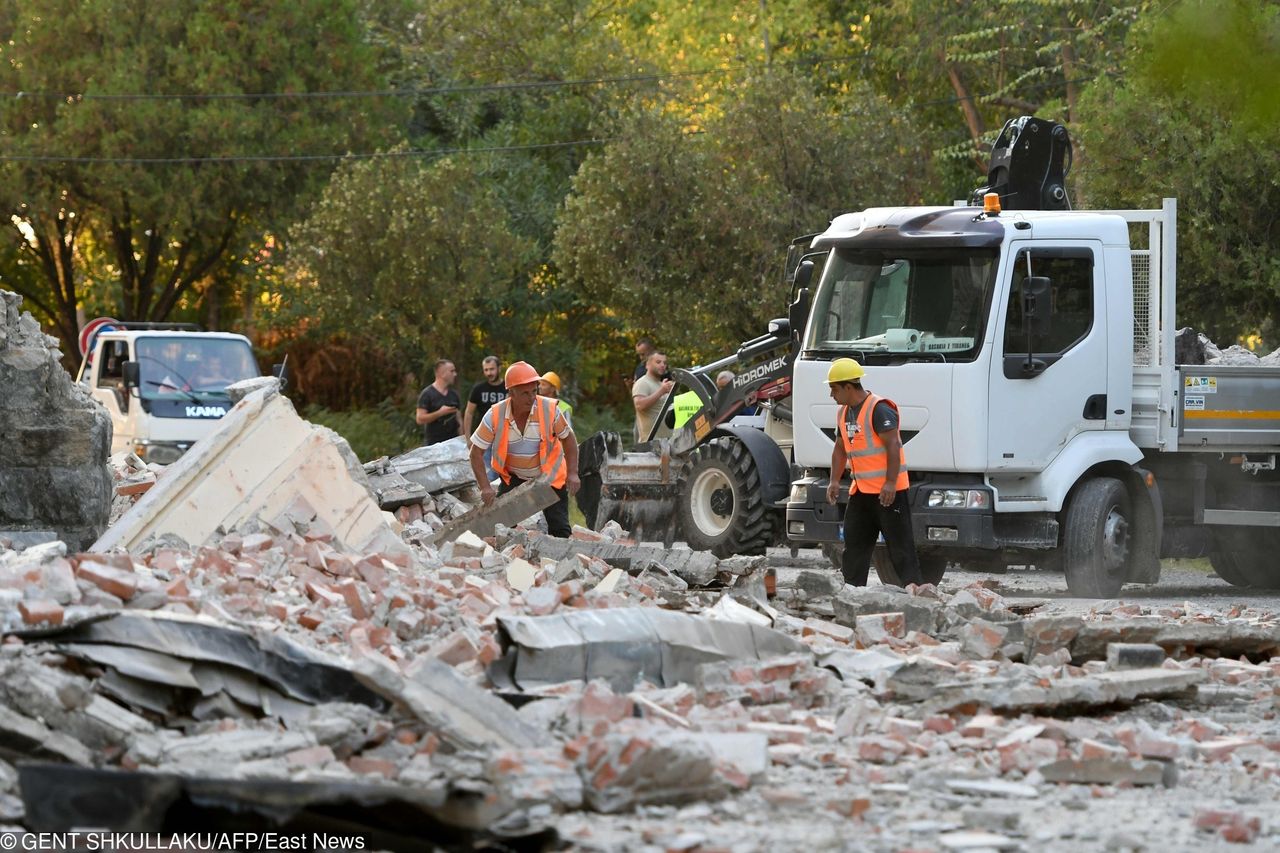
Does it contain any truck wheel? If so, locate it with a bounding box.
[1210,528,1278,588]
[872,546,947,586]
[1063,476,1132,598]
[678,437,774,557]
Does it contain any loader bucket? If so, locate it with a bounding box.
[577,431,681,543]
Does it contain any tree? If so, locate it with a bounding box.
[285,152,537,384]
[1076,1,1280,347]
[0,0,404,359]
[553,70,922,362]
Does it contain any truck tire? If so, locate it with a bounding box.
[1210,528,1279,588]
[678,437,774,557]
[1063,476,1132,598]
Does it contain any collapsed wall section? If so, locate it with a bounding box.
[0,291,113,548]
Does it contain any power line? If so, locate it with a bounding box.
[0,138,609,165]
[0,54,861,103]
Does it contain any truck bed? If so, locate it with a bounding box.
[1176,364,1280,452]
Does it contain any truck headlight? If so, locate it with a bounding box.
[927,489,990,509]
[789,483,810,504]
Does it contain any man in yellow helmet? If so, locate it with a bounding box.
[538,371,573,423]
[824,358,923,587]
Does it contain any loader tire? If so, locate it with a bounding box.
[677,436,774,557]
[1063,476,1132,598]
[1210,528,1280,588]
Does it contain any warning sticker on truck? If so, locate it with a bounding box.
[1185,396,1205,411]
[1184,376,1217,394]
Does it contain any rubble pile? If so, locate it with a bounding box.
[1,514,1278,847]
[0,291,112,549]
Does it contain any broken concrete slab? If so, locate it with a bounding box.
[1106,643,1166,670]
[832,587,942,635]
[945,778,1039,799]
[1038,757,1174,787]
[19,763,556,845]
[21,611,388,711]
[920,668,1206,715]
[491,608,807,693]
[355,654,548,753]
[91,380,402,556]
[429,479,558,545]
[515,533,721,587]
[0,704,93,766]
[368,438,475,501]
[0,291,113,550]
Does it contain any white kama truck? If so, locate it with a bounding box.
[76,328,264,464]
[784,193,1280,596]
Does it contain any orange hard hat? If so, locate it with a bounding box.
[539,370,562,391]
[504,361,540,389]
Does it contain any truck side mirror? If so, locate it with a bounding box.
[793,259,814,290]
[1022,275,1053,338]
[122,361,141,389]
[767,317,790,338]
[1019,276,1053,376]
[788,261,814,344]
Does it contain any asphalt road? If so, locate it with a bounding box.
[770,548,1280,615]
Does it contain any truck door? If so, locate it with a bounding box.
[987,243,1107,470]
[91,340,133,453]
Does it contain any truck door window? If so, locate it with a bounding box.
[96,342,128,410]
[1002,249,1094,365]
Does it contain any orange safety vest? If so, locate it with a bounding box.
[490,395,568,489]
[838,392,909,495]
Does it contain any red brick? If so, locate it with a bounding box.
[19,599,63,626]
[304,581,344,608]
[76,561,138,600]
[285,745,335,768]
[428,630,479,665]
[335,579,371,620]
[346,756,397,779]
[297,611,324,630]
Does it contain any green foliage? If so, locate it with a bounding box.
[553,69,922,365]
[1077,76,1280,347]
[285,152,537,374]
[0,0,406,355]
[304,400,420,462]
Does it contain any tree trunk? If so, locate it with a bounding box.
[946,62,987,171]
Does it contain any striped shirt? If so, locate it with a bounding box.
[471,396,573,480]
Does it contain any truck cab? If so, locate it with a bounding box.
[78,330,262,464]
[784,199,1175,594]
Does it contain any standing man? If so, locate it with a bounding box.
[632,352,674,444]
[538,371,573,422]
[415,359,461,446]
[469,361,579,538]
[824,358,923,587]
[633,337,655,381]
[463,356,507,480]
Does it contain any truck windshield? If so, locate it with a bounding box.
[804,247,999,360]
[135,337,259,399]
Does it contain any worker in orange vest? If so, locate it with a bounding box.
[824,358,922,587]
[468,361,580,537]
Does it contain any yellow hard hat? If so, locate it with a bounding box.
[826,358,865,384]
[539,370,562,391]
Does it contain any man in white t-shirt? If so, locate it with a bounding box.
[632,352,674,444]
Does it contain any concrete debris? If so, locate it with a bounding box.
[490,609,806,693]
[0,291,113,550]
[428,479,559,545]
[0,409,1278,847]
[92,380,403,556]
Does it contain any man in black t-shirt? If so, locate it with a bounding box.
[415,359,461,445]
[463,356,508,479]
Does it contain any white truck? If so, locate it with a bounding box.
[76,326,265,464]
[784,120,1280,596]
